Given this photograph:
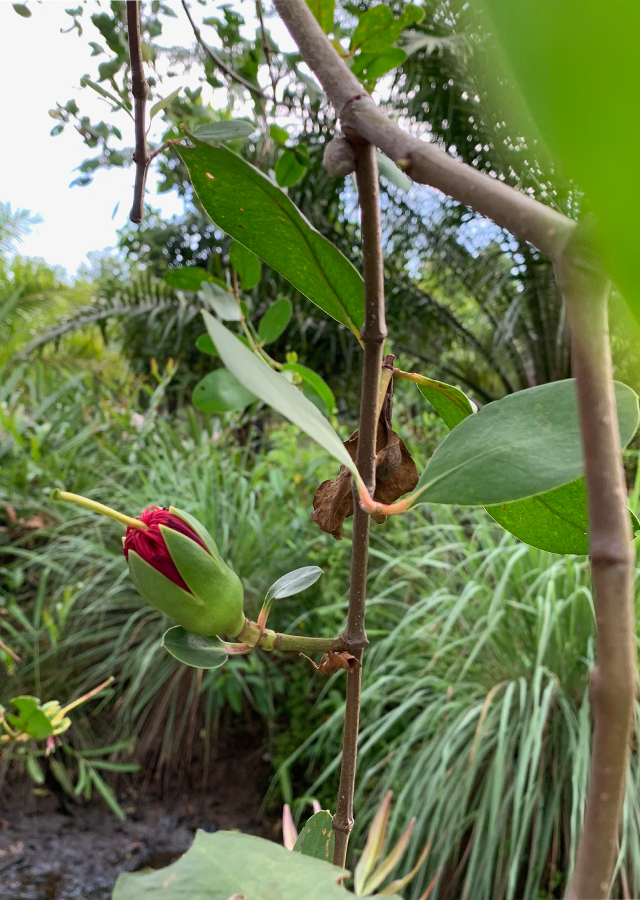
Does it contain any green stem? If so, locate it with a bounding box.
[236,619,348,654]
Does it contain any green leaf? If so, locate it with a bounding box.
[49,758,75,795]
[80,740,137,757]
[352,48,408,82]
[195,333,218,356]
[26,755,45,784]
[80,75,133,119]
[411,374,477,429]
[351,4,422,52]
[113,830,354,900]
[177,142,364,336]
[164,266,213,291]
[282,363,336,416]
[89,768,126,821]
[487,480,590,555]
[259,298,292,345]
[229,240,262,291]
[270,123,290,145]
[276,150,307,188]
[293,811,335,861]
[482,0,640,327]
[306,0,334,33]
[412,380,639,507]
[376,151,412,192]
[149,85,182,121]
[351,6,396,51]
[7,696,55,740]
[410,374,626,554]
[201,281,242,320]
[89,761,141,773]
[192,368,257,415]
[193,119,256,141]
[162,626,229,670]
[13,4,31,17]
[266,566,323,603]
[203,313,358,478]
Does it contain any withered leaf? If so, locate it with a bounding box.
[299,651,361,675]
[311,357,418,539]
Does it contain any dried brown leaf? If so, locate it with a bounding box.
[311,358,418,539]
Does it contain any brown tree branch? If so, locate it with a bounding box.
[332,140,387,868]
[559,234,636,900]
[126,1,150,224]
[272,0,574,262]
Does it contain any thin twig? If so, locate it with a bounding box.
[126,1,150,224]
[180,0,270,102]
[332,140,387,868]
[256,0,279,105]
[559,232,636,900]
[272,0,574,262]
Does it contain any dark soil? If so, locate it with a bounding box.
[0,750,279,900]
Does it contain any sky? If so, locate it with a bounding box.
[0,0,295,277]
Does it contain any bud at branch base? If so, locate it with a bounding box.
[124,506,245,638]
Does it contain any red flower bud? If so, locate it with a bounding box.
[123,506,209,593]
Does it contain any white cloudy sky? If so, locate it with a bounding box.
[0,0,296,276]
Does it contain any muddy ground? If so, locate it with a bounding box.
[0,750,278,900]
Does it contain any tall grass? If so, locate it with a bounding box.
[279,511,640,899]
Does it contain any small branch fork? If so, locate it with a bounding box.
[273,0,636,893]
[126,1,150,224]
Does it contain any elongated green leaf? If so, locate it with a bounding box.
[411,374,477,429]
[49,758,75,795]
[266,566,323,603]
[259,298,292,345]
[178,142,364,336]
[293,811,335,861]
[80,76,133,119]
[162,626,228,670]
[376,150,412,190]
[483,0,640,326]
[88,761,141,773]
[193,119,256,141]
[203,313,358,477]
[26,755,45,784]
[89,768,126,822]
[306,0,334,33]
[164,266,213,291]
[113,831,358,900]
[413,380,639,507]
[192,368,256,415]
[200,281,242,320]
[282,363,336,415]
[149,85,182,121]
[13,4,32,17]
